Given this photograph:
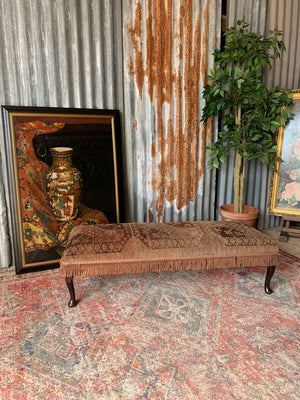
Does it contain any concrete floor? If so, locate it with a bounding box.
[262,226,300,258]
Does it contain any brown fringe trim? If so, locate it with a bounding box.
[59,253,279,277]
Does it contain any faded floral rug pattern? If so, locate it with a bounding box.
[0,251,299,399]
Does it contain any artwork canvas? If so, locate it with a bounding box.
[1,106,123,273]
[268,91,300,217]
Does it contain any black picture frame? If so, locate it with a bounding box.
[1,106,123,273]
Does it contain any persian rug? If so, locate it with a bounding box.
[0,250,299,400]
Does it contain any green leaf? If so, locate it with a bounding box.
[237,79,244,88]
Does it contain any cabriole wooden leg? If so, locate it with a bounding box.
[65,277,77,307]
[264,266,276,294]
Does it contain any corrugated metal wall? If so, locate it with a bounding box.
[122,0,221,223]
[0,152,10,268]
[266,0,300,89]
[0,0,123,268]
[227,0,268,32]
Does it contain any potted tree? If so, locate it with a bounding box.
[201,20,293,226]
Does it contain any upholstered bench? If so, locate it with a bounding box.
[59,221,279,307]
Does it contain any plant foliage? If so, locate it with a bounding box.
[201,20,293,213]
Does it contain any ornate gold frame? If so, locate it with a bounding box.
[268,90,300,217]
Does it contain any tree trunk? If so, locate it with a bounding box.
[233,105,246,213]
[233,152,246,213]
[233,153,241,213]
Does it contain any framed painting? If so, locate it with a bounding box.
[268,91,300,217]
[1,106,123,273]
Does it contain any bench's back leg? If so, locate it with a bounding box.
[265,266,276,294]
[65,277,77,307]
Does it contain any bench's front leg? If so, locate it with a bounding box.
[264,266,276,294]
[65,277,77,307]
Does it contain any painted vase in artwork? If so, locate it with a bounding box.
[45,147,82,222]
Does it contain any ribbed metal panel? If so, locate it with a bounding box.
[266,0,300,89]
[123,0,222,223]
[0,0,123,267]
[227,0,268,33]
[0,153,10,269]
[0,0,124,113]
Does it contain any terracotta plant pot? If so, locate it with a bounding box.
[219,204,259,227]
